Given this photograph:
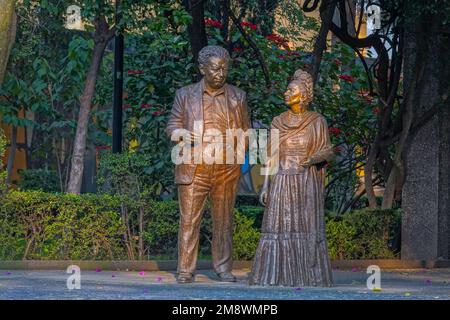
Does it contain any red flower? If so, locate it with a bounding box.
[232,47,243,53]
[204,18,223,29]
[95,145,111,150]
[240,21,257,30]
[334,59,343,66]
[152,110,163,116]
[338,74,354,83]
[141,103,152,109]
[372,107,381,115]
[358,89,374,103]
[286,51,301,57]
[265,34,288,46]
[127,70,144,75]
[329,127,341,135]
[365,96,374,103]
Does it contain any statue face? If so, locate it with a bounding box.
[284,82,304,107]
[200,56,228,89]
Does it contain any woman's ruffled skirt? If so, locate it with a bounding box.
[249,171,333,287]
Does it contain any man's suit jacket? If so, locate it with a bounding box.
[165,79,251,185]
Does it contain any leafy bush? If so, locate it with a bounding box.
[0,189,400,260]
[0,190,263,260]
[142,200,180,258]
[97,149,172,199]
[236,205,264,228]
[141,201,260,260]
[232,211,261,260]
[0,190,126,260]
[326,219,357,260]
[326,208,401,260]
[0,128,6,193]
[18,169,60,192]
[142,200,212,259]
[96,151,178,259]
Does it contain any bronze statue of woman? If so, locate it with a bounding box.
[249,70,334,287]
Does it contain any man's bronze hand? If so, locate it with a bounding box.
[185,131,202,144]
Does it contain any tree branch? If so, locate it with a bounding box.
[224,2,271,88]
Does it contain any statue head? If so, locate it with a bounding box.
[198,45,230,90]
[284,69,314,111]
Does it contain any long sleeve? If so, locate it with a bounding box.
[241,92,252,153]
[241,92,251,132]
[307,116,334,164]
[165,89,184,139]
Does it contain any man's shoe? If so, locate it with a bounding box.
[217,271,236,282]
[177,273,194,284]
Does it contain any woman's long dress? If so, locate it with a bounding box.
[249,110,334,287]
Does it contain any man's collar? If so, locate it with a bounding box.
[201,78,225,96]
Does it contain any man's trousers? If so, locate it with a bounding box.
[177,164,240,274]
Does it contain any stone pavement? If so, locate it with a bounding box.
[0,268,449,300]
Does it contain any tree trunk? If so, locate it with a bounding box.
[67,18,114,194]
[67,42,106,193]
[219,0,230,45]
[5,124,16,186]
[183,0,208,76]
[381,62,424,209]
[364,142,379,208]
[401,1,450,260]
[309,0,337,84]
[138,206,144,260]
[0,0,16,84]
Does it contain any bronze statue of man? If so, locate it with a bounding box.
[166,45,251,283]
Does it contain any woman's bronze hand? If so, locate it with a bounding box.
[259,187,269,206]
[300,157,313,168]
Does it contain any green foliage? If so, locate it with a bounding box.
[235,205,264,228]
[96,150,178,259]
[0,2,93,188]
[316,42,379,213]
[18,169,60,193]
[142,200,180,257]
[273,0,320,50]
[0,128,7,193]
[0,190,126,260]
[0,1,79,132]
[142,200,212,258]
[97,151,169,198]
[0,189,400,260]
[232,210,261,260]
[326,208,401,260]
[326,219,357,260]
[231,207,400,260]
